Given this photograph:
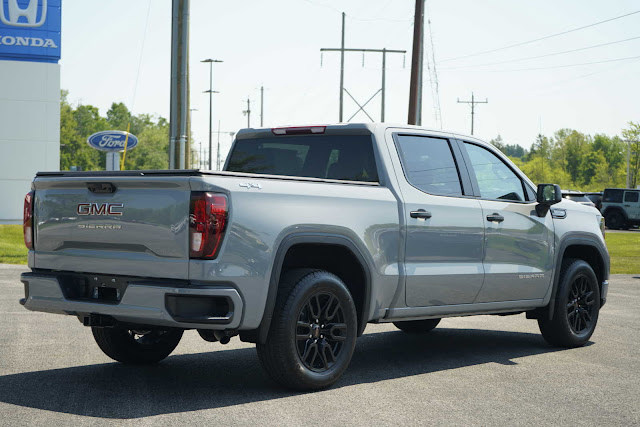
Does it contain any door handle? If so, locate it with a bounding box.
[410,209,432,219]
[486,213,504,223]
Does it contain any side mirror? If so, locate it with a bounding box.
[536,183,562,216]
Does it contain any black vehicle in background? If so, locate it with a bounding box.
[584,192,603,211]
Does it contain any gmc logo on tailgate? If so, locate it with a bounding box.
[77,203,123,216]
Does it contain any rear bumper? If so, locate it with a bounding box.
[20,273,243,330]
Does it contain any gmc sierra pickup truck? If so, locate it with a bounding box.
[19,123,609,390]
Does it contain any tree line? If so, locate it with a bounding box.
[491,123,640,191]
[59,91,640,191]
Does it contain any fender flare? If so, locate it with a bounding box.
[547,232,609,320]
[254,233,374,344]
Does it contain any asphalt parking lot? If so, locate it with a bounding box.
[1,264,638,426]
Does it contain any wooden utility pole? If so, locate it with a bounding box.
[408,0,424,125]
[457,92,488,135]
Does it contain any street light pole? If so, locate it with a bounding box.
[201,58,223,170]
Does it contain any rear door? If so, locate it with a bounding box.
[33,176,192,279]
[390,132,485,307]
[459,141,554,302]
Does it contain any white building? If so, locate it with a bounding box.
[0,0,61,222]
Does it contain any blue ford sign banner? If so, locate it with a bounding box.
[0,0,61,63]
[87,131,139,152]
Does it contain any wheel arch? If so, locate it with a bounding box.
[602,206,628,221]
[249,233,373,344]
[547,233,609,320]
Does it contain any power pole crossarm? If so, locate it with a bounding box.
[457,92,488,135]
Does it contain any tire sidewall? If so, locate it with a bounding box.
[281,273,358,388]
[555,260,600,344]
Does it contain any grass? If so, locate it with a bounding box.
[0,224,638,273]
[606,232,640,274]
[0,225,27,265]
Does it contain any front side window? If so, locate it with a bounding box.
[395,135,463,196]
[464,142,525,201]
[624,191,639,203]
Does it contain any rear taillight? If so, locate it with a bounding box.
[23,191,34,249]
[271,126,326,135]
[189,192,228,259]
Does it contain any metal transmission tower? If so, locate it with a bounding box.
[320,13,405,123]
[457,92,488,135]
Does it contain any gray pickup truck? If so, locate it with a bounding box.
[20,123,609,390]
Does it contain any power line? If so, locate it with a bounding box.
[442,35,640,70]
[457,92,487,135]
[425,1,442,128]
[495,54,640,72]
[441,10,640,63]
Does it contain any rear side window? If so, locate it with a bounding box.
[603,189,624,203]
[395,135,462,196]
[624,191,639,203]
[226,135,378,182]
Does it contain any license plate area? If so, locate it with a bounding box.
[58,273,128,304]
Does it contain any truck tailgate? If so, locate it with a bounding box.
[32,176,192,279]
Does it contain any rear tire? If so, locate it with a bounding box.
[92,327,183,364]
[538,259,600,347]
[393,318,441,333]
[256,270,358,391]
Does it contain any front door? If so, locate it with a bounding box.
[461,141,554,303]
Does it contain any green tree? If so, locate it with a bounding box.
[622,122,640,188]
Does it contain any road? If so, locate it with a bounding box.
[1,264,638,426]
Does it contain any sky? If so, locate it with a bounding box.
[60,0,640,164]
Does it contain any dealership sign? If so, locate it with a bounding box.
[87,131,139,152]
[0,0,61,63]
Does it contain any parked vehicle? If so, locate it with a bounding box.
[19,124,609,390]
[561,190,596,208]
[584,192,603,211]
[601,188,640,229]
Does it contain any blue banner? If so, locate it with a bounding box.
[0,0,61,63]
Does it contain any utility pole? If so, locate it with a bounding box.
[201,58,222,170]
[626,139,631,188]
[189,108,197,167]
[260,86,264,127]
[243,98,251,128]
[321,16,405,122]
[457,92,488,135]
[408,0,424,125]
[169,0,190,169]
[216,120,221,170]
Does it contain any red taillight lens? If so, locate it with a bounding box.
[271,126,326,135]
[23,191,34,249]
[189,192,228,259]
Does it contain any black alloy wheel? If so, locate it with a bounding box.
[256,269,358,391]
[538,259,600,347]
[295,292,347,372]
[566,274,597,334]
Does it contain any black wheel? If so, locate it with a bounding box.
[256,270,358,391]
[605,211,625,230]
[393,318,441,333]
[92,327,183,364]
[538,259,600,347]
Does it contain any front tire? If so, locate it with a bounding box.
[605,211,625,230]
[538,259,600,347]
[256,270,358,391]
[92,327,183,364]
[393,318,441,333]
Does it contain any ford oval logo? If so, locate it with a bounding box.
[87,131,139,152]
